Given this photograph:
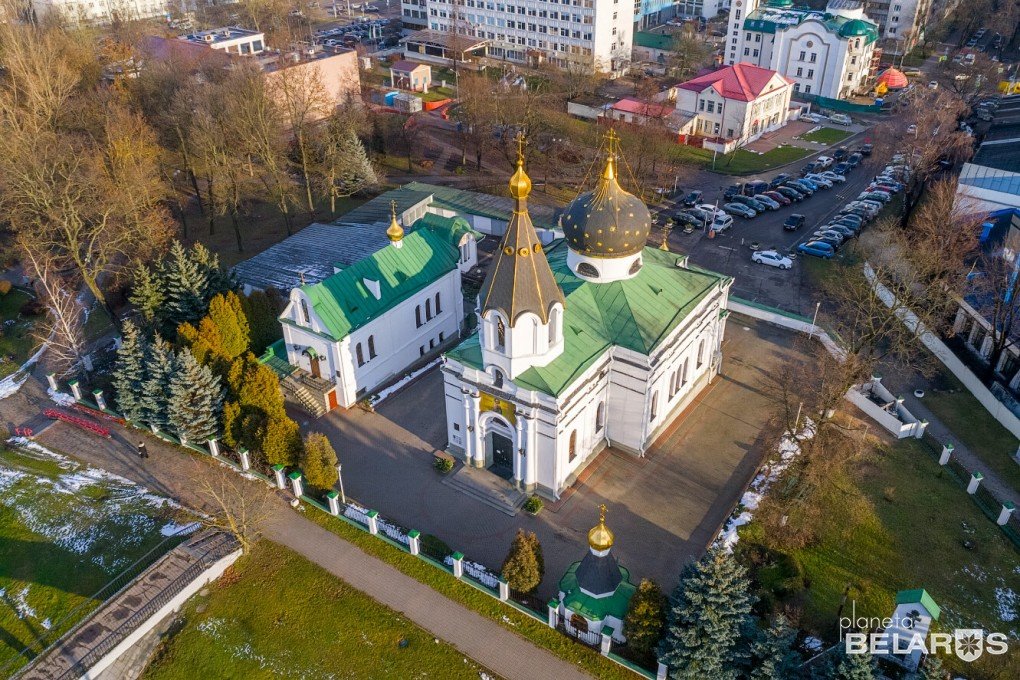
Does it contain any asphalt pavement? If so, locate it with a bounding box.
[656,128,887,315]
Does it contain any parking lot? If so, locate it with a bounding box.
[661,130,887,314]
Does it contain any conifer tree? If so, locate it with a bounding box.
[190,242,233,299]
[241,289,284,354]
[301,433,339,490]
[748,615,802,680]
[222,353,302,466]
[918,654,947,680]
[128,263,164,326]
[206,291,250,359]
[623,579,668,666]
[658,546,755,680]
[111,320,147,422]
[263,414,303,467]
[168,348,224,444]
[161,241,210,329]
[501,529,542,593]
[831,647,877,680]
[139,336,176,432]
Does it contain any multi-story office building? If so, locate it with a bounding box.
[725,0,879,100]
[863,0,957,51]
[401,0,634,74]
[674,0,727,21]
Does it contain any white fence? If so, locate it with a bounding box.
[844,377,926,439]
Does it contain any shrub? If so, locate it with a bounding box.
[501,529,543,593]
[523,495,543,514]
[302,433,339,491]
[433,456,454,473]
[0,280,11,295]
[622,579,667,668]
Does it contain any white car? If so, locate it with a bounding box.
[820,171,846,183]
[692,204,725,222]
[805,173,833,188]
[815,156,834,168]
[711,215,734,233]
[752,250,792,269]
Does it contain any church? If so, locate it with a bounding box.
[442,139,733,500]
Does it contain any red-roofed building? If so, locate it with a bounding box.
[670,62,794,152]
[607,98,677,125]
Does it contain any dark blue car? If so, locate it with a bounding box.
[797,241,835,259]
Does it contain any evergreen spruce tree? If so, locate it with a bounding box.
[301,433,339,490]
[658,546,755,680]
[831,647,877,680]
[917,654,947,680]
[168,349,224,444]
[206,292,250,360]
[110,320,147,422]
[161,241,210,330]
[501,529,542,593]
[623,579,668,667]
[128,264,165,326]
[139,336,176,432]
[190,242,233,300]
[748,615,802,680]
[335,127,377,196]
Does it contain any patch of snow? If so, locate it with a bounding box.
[716,420,816,551]
[803,635,825,652]
[160,521,201,537]
[0,343,48,400]
[48,388,76,407]
[996,587,1017,623]
[12,587,37,621]
[369,359,441,407]
[40,618,51,630]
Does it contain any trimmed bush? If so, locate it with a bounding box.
[523,495,543,514]
[433,456,454,474]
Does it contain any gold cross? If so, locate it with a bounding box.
[390,199,397,219]
[598,503,607,523]
[605,128,619,154]
[515,131,525,162]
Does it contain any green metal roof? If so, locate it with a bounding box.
[633,31,674,52]
[895,589,942,621]
[743,8,879,45]
[403,181,559,230]
[414,212,484,248]
[558,561,636,621]
[446,242,730,396]
[259,339,297,378]
[301,229,459,340]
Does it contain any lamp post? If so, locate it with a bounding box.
[336,462,346,504]
[808,300,821,339]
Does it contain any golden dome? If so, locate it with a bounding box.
[386,200,404,242]
[509,156,532,200]
[588,503,614,551]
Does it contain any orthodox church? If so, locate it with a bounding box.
[442,137,733,499]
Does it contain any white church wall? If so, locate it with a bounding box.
[282,322,338,382]
[605,355,651,454]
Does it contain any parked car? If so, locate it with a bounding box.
[674,211,706,228]
[858,143,874,156]
[825,224,856,238]
[847,152,863,167]
[869,182,901,194]
[724,184,743,199]
[785,179,814,196]
[711,215,734,232]
[797,241,835,258]
[723,202,757,218]
[820,171,846,183]
[733,194,768,211]
[832,216,863,231]
[858,191,890,204]
[769,173,793,190]
[907,124,918,135]
[804,173,833,188]
[800,162,820,176]
[743,180,769,196]
[754,194,781,210]
[763,190,792,206]
[833,146,849,161]
[752,250,793,270]
[691,205,725,223]
[830,113,852,126]
[682,190,703,207]
[775,185,805,201]
[832,162,852,176]
[811,232,844,247]
[815,156,835,169]
[783,214,806,231]
[928,80,939,89]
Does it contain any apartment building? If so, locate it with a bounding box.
[674,0,727,20]
[863,0,953,51]
[725,0,878,100]
[401,0,634,74]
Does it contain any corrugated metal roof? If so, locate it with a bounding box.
[302,229,459,340]
[404,182,559,230]
[447,241,729,396]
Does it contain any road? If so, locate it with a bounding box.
[661,128,883,315]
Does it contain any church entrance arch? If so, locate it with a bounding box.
[480,412,515,480]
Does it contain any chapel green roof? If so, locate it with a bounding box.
[633,31,674,51]
[299,228,459,340]
[743,7,879,45]
[446,241,730,396]
[895,589,942,621]
[558,561,635,622]
[414,212,484,248]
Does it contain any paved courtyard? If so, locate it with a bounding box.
[312,315,811,597]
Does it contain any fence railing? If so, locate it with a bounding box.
[49,386,658,680]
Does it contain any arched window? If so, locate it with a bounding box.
[493,368,504,388]
[669,371,677,398]
[496,316,506,350]
[576,261,600,278]
[415,305,422,327]
[425,298,432,320]
[435,292,442,314]
[628,258,642,275]
[697,339,705,368]
[548,307,558,345]
[595,402,605,433]
[356,343,365,367]
[368,335,376,359]
[568,430,577,462]
[300,299,310,324]
[649,392,658,422]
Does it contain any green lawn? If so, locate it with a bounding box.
[799,127,852,145]
[738,437,1019,674]
[144,541,486,680]
[0,444,188,672]
[923,369,1020,493]
[0,289,42,379]
[672,144,812,175]
[305,511,640,680]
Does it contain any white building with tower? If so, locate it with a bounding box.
[442,136,732,499]
[725,0,879,100]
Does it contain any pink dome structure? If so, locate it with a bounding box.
[877,68,909,90]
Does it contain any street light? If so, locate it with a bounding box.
[336,462,346,503]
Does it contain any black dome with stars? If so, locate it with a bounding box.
[561,155,651,259]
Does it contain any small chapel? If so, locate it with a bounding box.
[442,135,733,499]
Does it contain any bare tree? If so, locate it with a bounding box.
[967,233,1020,382]
[193,461,278,555]
[20,243,87,377]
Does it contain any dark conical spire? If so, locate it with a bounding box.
[479,147,565,325]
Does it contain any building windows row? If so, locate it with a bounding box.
[415,292,443,328]
[356,335,377,367]
[418,331,446,357]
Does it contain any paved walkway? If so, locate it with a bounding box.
[4,377,592,680]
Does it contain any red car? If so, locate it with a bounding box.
[763,190,792,206]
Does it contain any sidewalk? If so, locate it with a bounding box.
[5,377,593,680]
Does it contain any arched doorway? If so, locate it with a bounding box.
[302,347,320,379]
[480,413,515,480]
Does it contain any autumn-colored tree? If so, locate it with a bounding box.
[300,432,339,491]
[241,289,284,355]
[623,579,667,666]
[501,529,543,593]
[223,352,302,466]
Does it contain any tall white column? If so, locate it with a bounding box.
[513,411,524,487]
[470,392,485,468]
[461,390,473,465]
[524,416,537,489]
